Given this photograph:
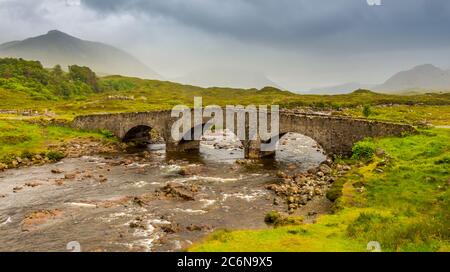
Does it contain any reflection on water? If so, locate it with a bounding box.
[0,131,325,252]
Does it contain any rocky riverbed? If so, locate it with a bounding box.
[0,131,337,252]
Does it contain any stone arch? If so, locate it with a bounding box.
[256,131,325,159]
[276,132,326,156]
[171,122,212,152]
[123,125,152,143]
[122,123,166,147]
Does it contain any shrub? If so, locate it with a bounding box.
[362,104,372,117]
[0,135,32,145]
[69,65,99,92]
[0,153,17,165]
[100,129,114,138]
[326,179,346,202]
[209,229,233,243]
[0,58,99,99]
[21,150,35,160]
[264,211,303,227]
[435,157,450,165]
[264,211,282,225]
[352,141,375,160]
[46,151,65,161]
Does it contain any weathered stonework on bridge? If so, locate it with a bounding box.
[71,110,416,158]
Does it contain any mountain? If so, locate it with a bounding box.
[305,82,375,95]
[305,64,450,95]
[376,64,450,92]
[0,30,161,79]
[173,67,282,89]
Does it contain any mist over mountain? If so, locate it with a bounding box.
[0,30,161,80]
[304,82,375,95]
[304,64,450,95]
[173,67,282,89]
[375,64,450,92]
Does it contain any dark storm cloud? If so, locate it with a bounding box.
[82,0,450,52]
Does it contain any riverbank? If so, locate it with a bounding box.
[0,119,123,170]
[189,128,450,252]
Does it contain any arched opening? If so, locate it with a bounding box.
[123,125,164,147]
[199,128,244,163]
[172,123,244,163]
[265,132,326,172]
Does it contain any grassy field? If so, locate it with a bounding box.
[1,74,450,120]
[190,129,450,252]
[342,105,450,126]
[0,119,112,165]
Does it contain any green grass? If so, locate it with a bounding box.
[1,74,450,121]
[0,119,111,165]
[190,129,450,252]
[342,105,450,126]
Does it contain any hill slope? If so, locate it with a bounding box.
[173,67,282,89]
[306,82,375,95]
[376,64,450,92]
[0,30,161,80]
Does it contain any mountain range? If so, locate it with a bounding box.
[375,64,450,93]
[1,30,449,93]
[0,30,161,80]
[308,64,450,94]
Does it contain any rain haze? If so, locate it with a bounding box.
[1,0,450,90]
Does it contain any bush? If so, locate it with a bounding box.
[435,157,450,165]
[362,104,372,117]
[69,65,99,92]
[264,211,303,227]
[21,150,35,160]
[46,151,65,161]
[352,141,375,160]
[326,179,346,202]
[264,211,282,225]
[100,129,114,138]
[0,135,32,145]
[0,58,99,99]
[208,229,233,243]
[0,153,17,165]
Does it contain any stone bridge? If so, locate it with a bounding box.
[71,109,416,158]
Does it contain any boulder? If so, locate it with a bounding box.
[51,169,64,174]
[156,183,197,201]
[319,164,332,175]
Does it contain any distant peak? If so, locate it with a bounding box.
[40,30,80,42]
[45,30,75,38]
[412,64,441,71]
[47,29,64,34]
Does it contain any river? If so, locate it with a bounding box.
[0,132,327,252]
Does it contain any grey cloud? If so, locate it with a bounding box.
[1,0,450,89]
[82,0,450,52]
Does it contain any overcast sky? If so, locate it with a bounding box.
[1,0,450,90]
